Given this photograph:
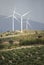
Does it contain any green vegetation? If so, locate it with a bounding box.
[0,46,44,65]
[9,39,14,45]
[19,38,44,46]
[0,30,44,65]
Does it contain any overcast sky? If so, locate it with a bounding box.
[0,0,44,23]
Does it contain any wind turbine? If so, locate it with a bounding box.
[5,10,20,32]
[15,11,31,32]
[26,18,32,30]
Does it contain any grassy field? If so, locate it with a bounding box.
[0,30,44,49]
[0,46,44,65]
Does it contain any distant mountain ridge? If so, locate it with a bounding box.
[0,15,44,32]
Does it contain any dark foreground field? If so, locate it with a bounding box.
[0,45,44,65]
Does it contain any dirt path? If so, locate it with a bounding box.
[0,45,43,52]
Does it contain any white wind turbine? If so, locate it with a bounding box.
[26,18,32,30]
[14,11,31,32]
[5,10,20,32]
[26,20,32,30]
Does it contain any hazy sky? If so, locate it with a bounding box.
[0,0,44,23]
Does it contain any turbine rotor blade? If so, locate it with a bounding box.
[22,11,30,17]
[14,16,20,22]
[27,21,32,29]
[5,15,12,18]
[15,12,21,16]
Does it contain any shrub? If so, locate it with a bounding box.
[9,39,14,44]
[38,35,42,38]
[0,39,3,43]
[0,35,3,37]
[0,44,5,49]
[8,39,14,48]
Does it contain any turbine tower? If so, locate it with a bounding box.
[12,11,15,31]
